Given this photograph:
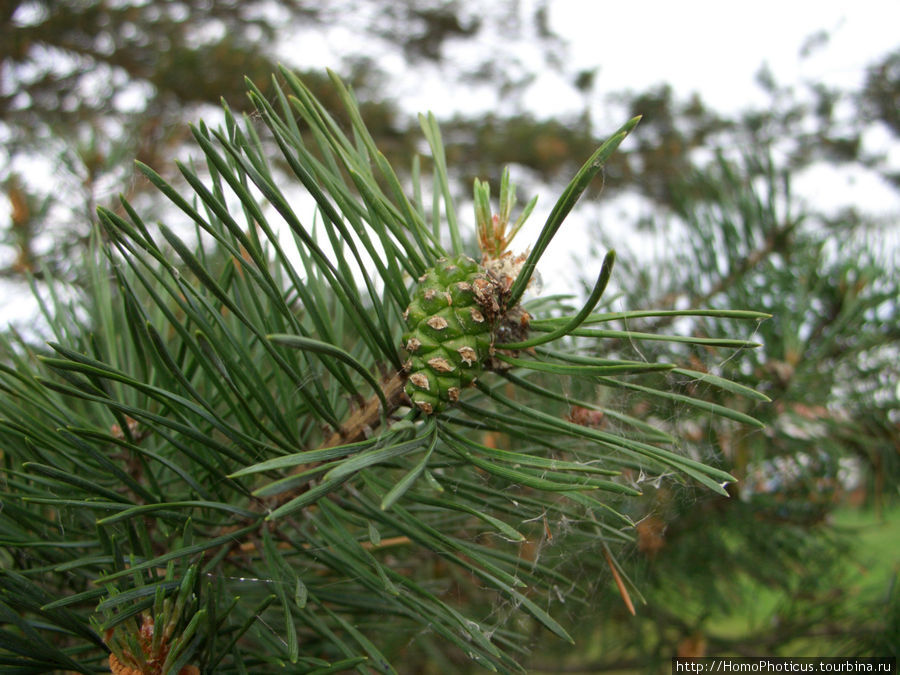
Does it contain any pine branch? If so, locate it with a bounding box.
[0,69,770,673]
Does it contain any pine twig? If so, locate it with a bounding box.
[320,371,410,449]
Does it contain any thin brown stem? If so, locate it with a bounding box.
[319,371,410,450]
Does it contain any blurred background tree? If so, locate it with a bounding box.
[9,1,897,285]
[2,0,553,281]
[526,149,899,671]
[2,0,898,671]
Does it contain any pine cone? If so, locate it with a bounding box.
[402,256,502,414]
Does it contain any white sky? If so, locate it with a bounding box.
[366,0,900,122]
[546,0,900,115]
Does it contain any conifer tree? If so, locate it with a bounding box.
[0,70,767,673]
[528,149,899,671]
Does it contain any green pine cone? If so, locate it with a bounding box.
[402,256,499,414]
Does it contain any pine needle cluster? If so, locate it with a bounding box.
[0,69,766,673]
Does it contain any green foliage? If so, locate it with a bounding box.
[553,142,900,668]
[4,5,897,670]
[0,70,766,672]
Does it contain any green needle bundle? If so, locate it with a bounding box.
[0,68,767,673]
